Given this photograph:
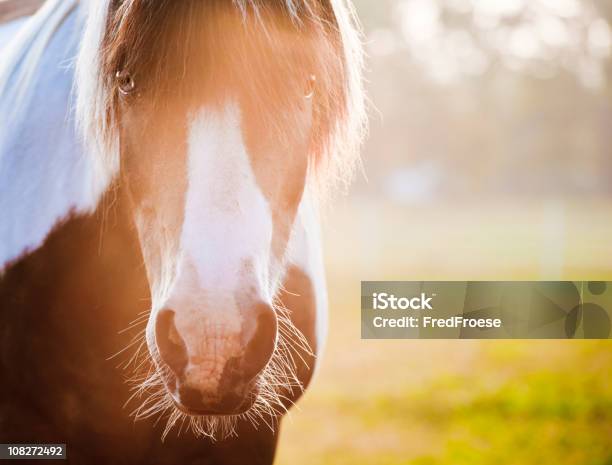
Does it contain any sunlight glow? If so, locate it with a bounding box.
[398,0,441,43]
[588,19,612,58]
[391,0,610,87]
[472,0,525,18]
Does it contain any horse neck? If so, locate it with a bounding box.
[0,0,110,269]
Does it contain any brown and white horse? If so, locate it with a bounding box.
[0,0,364,462]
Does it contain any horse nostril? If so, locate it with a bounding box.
[177,385,206,411]
[155,309,188,377]
[241,302,278,382]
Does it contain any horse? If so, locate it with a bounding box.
[0,0,365,463]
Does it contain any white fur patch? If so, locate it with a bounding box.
[180,102,274,298]
[0,1,110,270]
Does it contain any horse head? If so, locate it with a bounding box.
[75,0,365,436]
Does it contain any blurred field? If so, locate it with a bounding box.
[275,200,612,465]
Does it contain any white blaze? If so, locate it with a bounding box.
[181,102,273,297]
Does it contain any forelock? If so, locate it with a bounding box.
[76,0,366,194]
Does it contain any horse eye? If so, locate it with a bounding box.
[116,70,135,96]
[304,74,316,100]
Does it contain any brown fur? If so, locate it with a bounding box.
[0,0,43,24]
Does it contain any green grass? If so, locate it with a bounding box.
[277,340,612,465]
[275,199,612,464]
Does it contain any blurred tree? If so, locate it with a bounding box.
[352,0,612,200]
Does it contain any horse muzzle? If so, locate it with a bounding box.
[152,302,277,416]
